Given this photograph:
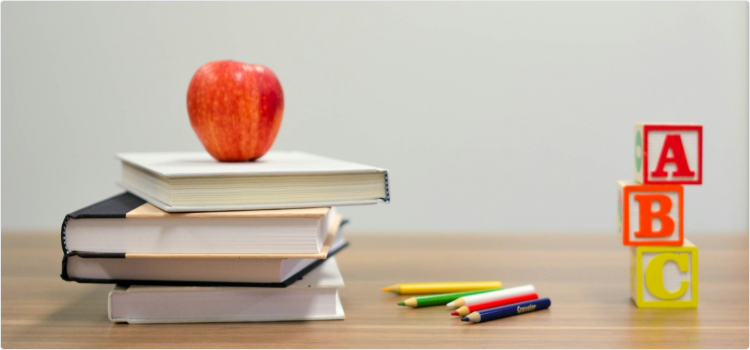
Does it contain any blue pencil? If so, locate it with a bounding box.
[461,297,551,323]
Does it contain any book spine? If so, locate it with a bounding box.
[384,171,391,202]
[60,215,72,254]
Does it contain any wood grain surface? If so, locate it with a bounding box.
[2,232,748,348]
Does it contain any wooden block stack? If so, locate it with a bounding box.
[618,123,703,308]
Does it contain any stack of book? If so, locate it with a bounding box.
[60,151,389,323]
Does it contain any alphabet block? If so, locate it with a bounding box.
[634,123,702,185]
[618,181,683,246]
[630,240,698,308]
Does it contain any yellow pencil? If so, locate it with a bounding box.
[381,281,501,295]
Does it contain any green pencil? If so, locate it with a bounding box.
[397,288,502,308]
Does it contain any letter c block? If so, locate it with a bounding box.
[630,240,698,308]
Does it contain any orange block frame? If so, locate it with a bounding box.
[618,181,684,246]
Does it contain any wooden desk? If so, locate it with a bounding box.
[2,232,748,348]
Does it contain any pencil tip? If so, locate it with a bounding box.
[381,287,389,292]
[461,317,470,322]
[446,302,455,308]
[397,301,405,306]
[450,311,458,316]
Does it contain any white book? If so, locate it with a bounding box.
[62,193,341,255]
[117,151,390,212]
[109,258,345,324]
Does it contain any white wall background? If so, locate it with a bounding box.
[2,2,747,233]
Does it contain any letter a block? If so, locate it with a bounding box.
[630,240,698,308]
[618,181,683,246]
[634,123,702,185]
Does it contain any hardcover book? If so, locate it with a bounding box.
[108,258,346,323]
[61,222,349,287]
[62,193,340,255]
[117,151,390,212]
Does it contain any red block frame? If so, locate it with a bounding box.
[642,124,702,185]
[622,184,684,246]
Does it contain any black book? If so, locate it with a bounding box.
[60,193,348,287]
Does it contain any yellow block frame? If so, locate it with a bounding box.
[631,241,699,308]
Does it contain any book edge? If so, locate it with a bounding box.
[110,290,345,324]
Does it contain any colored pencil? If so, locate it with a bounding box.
[447,284,535,308]
[382,281,502,295]
[461,298,551,323]
[398,289,503,308]
[451,292,538,316]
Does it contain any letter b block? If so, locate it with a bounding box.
[618,181,683,246]
[634,123,702,185]
[630,240,698,308]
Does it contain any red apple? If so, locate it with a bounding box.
[187,60,284,162]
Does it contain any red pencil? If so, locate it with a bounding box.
[451,292,539,317]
